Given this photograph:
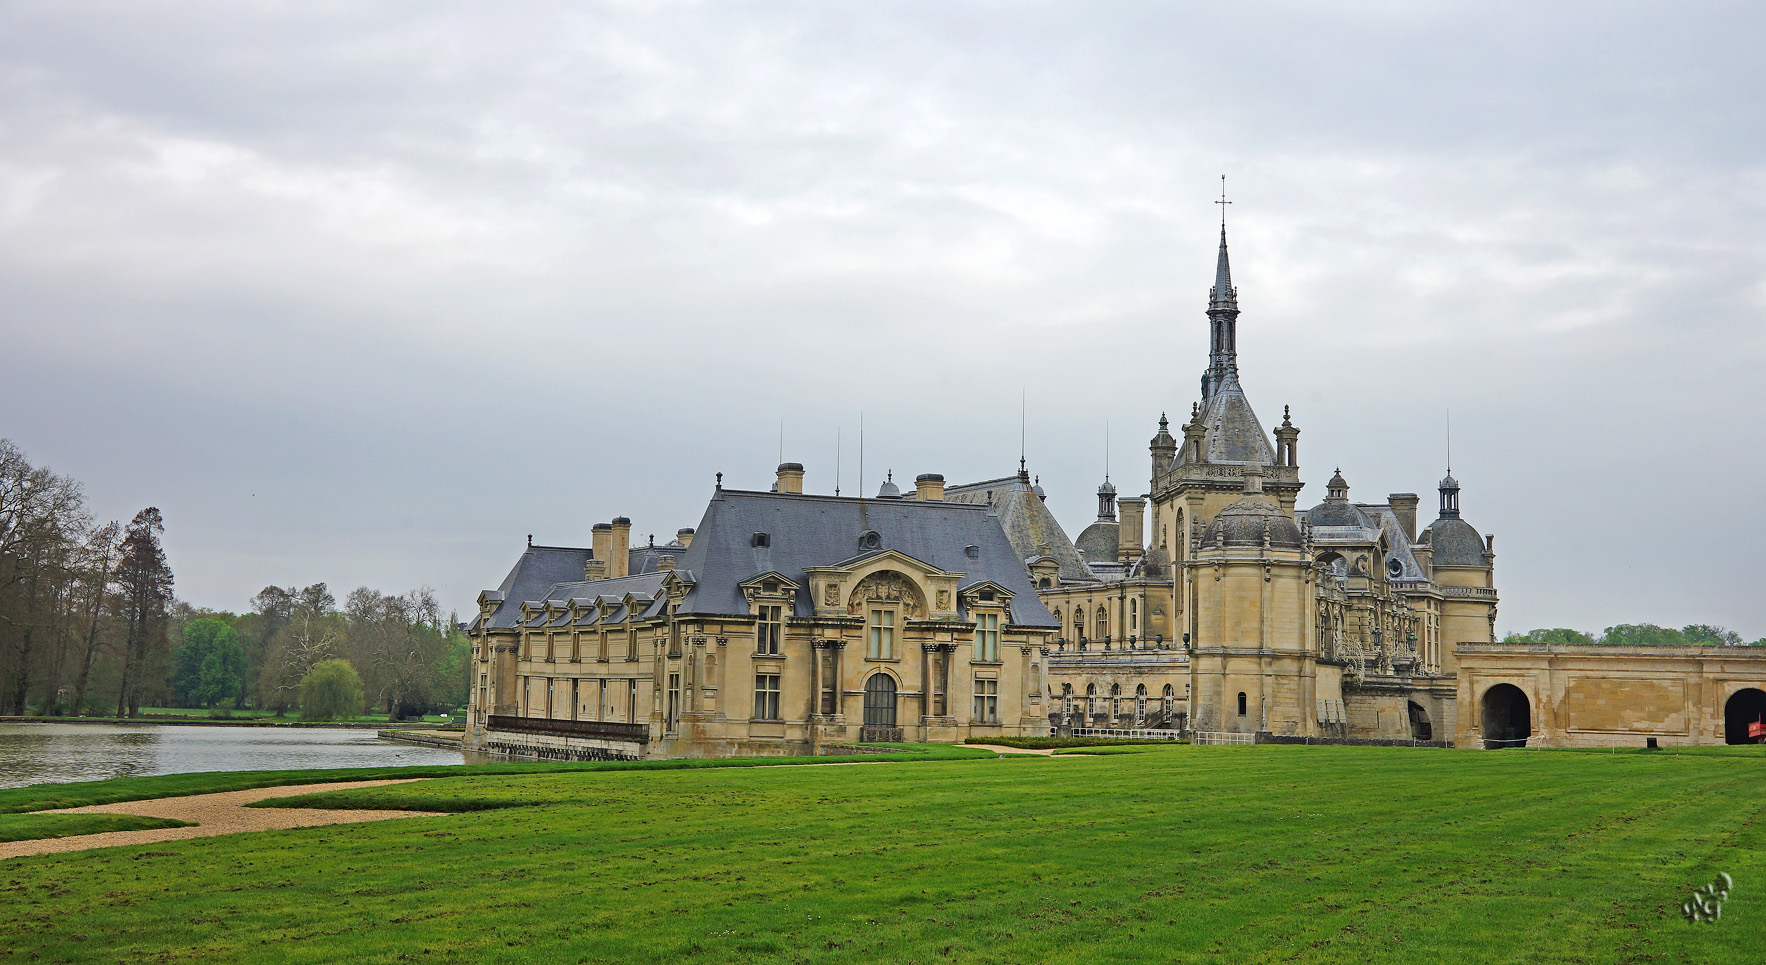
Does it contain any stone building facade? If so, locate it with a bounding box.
[1016,224,1497,742]
[1456,643,1766,747]
[466,466,1058,759]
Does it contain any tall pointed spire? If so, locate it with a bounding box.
[1203,176,1240,400]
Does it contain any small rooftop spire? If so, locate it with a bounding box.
[1203,178,1241,401]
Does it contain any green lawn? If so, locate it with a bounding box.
[2,745,1760,964]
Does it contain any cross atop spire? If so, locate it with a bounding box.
[1203,179,1241,401]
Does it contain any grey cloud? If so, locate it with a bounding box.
[1,2,1762,637]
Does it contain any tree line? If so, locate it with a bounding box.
[1503,624,1766,648]
[0,439,467,719]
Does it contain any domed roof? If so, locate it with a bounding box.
[1417,516,1485,567]
[1305,499,1377,529]
[877,471,902,499]
[1075,520,1120,565]
[1201,496,1304,550]
[1328,468,1348,491]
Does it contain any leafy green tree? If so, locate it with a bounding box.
[172,618,237,706]
[298,658,364,721]
[1681,624,1743,647]
[1598,624,1687,647]
[1501,628,1597,646]
[195,631,246,711]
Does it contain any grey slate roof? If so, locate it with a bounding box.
[1075,519,1121,565]
[1418,516,1487,567]
[478,545,593,630]
[671,488,1058,628]
[476,541,669,631]
[1201,494,1304,549]
[944,473,1095,582]
[629,540,688,575]
[1195,382,1277,466]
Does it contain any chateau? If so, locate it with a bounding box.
[464,219,1766,759]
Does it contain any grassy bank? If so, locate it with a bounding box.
[3,745,1762,963]
[0,813,194,843]
[0,743,992,817]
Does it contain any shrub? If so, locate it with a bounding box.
[298,659,365,721]
[963,736,1175,750]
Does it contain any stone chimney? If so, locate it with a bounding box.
[1388,493,1420,542]
[676,527,694,549]
[775,462,804,494]
[590,522,613,573]
[584,558,608,581]
[609,516,632,578]
[1117,496,1146,566]
[657,555,676,573]
[914,473,945,501]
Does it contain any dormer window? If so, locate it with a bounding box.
[979,589,995,602]
[752,532,771,548]
[858,530,881,551]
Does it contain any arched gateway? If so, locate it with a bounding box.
[1481,683,1530,749]
[1724,688,1766,745]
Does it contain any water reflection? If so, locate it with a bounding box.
[0,723,467,788]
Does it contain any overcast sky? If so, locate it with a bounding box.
[3,2,1762,638]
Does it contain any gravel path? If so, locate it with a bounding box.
[1,779,444,860]
[965,744,1058,756]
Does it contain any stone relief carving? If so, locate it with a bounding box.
[935,588,951,611]
[847,570,924,618]
[823,582,841,607]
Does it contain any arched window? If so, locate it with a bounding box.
[863,674,897,727]
[1136,684,1148,720]
[1237,692,1248,716]
[1130,598,1138,632]
[1162,684,1174,698]
[1095,606,1108,641]
[1073,610,1084,641]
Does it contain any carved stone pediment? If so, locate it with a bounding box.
[847,570,925,619]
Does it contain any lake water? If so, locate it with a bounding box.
[0,723,469,789]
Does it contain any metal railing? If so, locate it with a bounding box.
[859,725,904,743]
[1190,731,1256,745]
[487,715,649,743]
[1071,726,1185,741]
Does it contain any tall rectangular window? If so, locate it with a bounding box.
[667,673,680,729]
[754,673,781,720]
[974,612,1000,662]
[868,609,895,659]
[629,679,639,723]
[973,678,998,723]
[757,604,783,655]
[626,629,638,661]
[570,679,580,720]
[598,631,609,661]
[598,679,607,721]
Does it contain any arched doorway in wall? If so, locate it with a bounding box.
[1407,701,1432,741]
[1481,684,1530,748]
[864,674,897,727]
[1724,688,1766,744]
